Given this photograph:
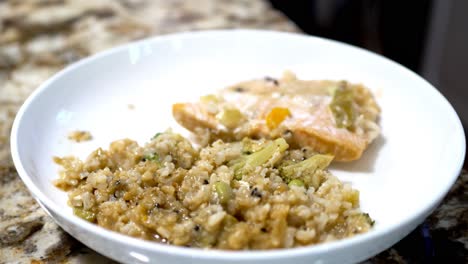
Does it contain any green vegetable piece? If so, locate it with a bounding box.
[214,182,232,204]
[362,213,375,226]
[288,179,305,188]
[223,214,238,227]
[240,138,256,154]
[329,82,356,129]
[143,153,159,162]
[280,154,334,182]
[73,207,96,222]
[152,132,162,140]
[233,138,289,180]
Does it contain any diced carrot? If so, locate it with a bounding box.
[266,107,291,129]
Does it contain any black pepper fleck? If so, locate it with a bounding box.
[234,87,245,92]
[260,227,267,233]
[283,129,292,137]
[264,76,279,85]
[250,187,262,198]
[194,225,200,231]
[203,179,209,185]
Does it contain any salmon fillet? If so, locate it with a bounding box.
[172,71,380,161]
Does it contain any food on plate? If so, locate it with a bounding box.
[68,130,92,142]
[173,71,380,161]
[54,131,373,249]
[54,72,380,249]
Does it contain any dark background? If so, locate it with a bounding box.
[270,0,431,72]
[270,0,468,167]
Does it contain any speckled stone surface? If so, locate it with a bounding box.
[0,1,466,263]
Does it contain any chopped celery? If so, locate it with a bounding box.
[142,153,159,162]
[73,207,96,222]
[280,154,334,188]
[329,82,355,129]
[214,182,232,204]
[232,138,289,180]
[281,154,333,179]
[152,132,163,140]
[240,138,261,154]
[288,179,305,188]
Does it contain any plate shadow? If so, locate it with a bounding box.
[330,135,386,173]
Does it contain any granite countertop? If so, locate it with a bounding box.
[0,0,466,263]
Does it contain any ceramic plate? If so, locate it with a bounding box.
[11,30,465,264]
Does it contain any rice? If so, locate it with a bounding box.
[67,130,92,142]
[54,130,373,250]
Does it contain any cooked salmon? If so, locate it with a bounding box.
[172,71,380,161]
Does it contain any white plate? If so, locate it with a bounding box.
[11,30,465,264]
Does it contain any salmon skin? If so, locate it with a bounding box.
[173,71,380,161]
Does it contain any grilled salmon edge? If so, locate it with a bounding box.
[173,103,217,131]
[292,129,364,161]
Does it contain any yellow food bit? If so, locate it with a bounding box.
[68,130,92,142]
[217,108,244,129]
[200,94,219,103]
[73,207,96,222]
[266,107,291,130]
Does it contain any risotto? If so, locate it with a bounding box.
[54,130,373,250]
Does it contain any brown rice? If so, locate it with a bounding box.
[54,130,373,250]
